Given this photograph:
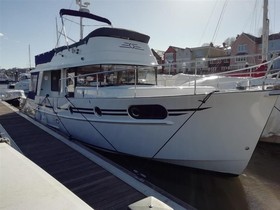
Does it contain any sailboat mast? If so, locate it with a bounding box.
[28,44,31,71]
[262,0,269,61]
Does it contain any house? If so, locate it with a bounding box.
[151,49,164,65]
[162,45,229,74]
[190,45,228,74]
[265,33,280,70]
[230,32,280,70]
[163,46,192,74]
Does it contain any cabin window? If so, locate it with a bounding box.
[76,65,102,86]
[28,72,39,99]
[51,70,61,91]
[74,64,156,87]
[66,69,76,97]
[30,73,38,92]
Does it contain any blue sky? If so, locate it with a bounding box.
[0,0,279,69]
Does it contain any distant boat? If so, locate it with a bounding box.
[8,73,30,94]
[0,73,12,84]
[0,89,26,107]
[26,2,280,175]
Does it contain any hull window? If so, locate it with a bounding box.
[128,105,167,119]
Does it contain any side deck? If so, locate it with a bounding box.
[0,101,190,210]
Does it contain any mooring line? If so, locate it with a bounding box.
[64,95,118,152]
[274,105,280,112]
[152,91,218,159]
[44,95,72,138]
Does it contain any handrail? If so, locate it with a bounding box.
[58,55,280,97]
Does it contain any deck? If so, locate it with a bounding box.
[0,101,190,210]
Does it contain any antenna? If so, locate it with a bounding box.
[76,0,91,39]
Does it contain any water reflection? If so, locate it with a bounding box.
[96,151,248,210]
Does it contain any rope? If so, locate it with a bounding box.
[209,0,228,52]
[274,106,280,113]
[64,95,118,152]
[37,94,71,138]
[152,90,218,159]
[44,95,72,138]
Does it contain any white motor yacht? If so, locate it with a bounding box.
[27,6,280,175]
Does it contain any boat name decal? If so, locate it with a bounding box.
[119,42,144,51]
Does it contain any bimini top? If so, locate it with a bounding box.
[60,9,112,26]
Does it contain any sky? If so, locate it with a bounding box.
[0,0,279,69]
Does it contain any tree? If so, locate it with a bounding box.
[223,37,236,47]
[202,43,210,47]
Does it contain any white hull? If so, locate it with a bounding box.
[165,73,280,138]
[33,89,279,174]
[261,96,280,138]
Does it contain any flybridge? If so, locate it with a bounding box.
[35,27,151,66]
[34,8,150,66]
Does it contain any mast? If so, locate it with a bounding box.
[76,0,90,40]
[55,17,60,47]
[28,44,31,71]
[262,0,269,61]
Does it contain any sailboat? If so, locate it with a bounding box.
[26,0,280,175]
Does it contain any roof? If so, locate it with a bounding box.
[169,46,185,51]
[268,33,280,41]
[241,32,280,44]
[243,33,259,42]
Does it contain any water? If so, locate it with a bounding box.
[95,150,249,210]
[95,141,280,210]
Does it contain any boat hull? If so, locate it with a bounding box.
[33,90,278,175]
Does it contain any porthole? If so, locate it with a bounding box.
[94,107,102,116]
[130,107,140,117]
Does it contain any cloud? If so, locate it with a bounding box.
[0,33,4,37]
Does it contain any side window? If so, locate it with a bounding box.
[51,70,61,91]
[66,69,76,97]
[28,72,39,99]
[30,73,38,92]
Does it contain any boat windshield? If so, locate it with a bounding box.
[69,64,156,87]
